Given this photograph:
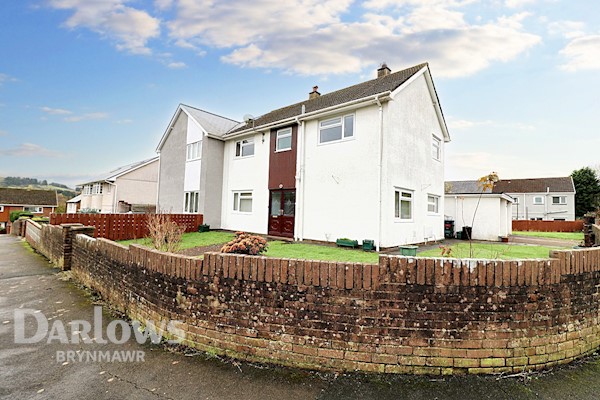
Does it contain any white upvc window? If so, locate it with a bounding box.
[184,191,199,213]
[276,128,292,152]
[186,141,202,161]
[233,191,253,213]
[23,206,43,213]
[552,196,566,205]
[319,114,354,144]
[83,184,92,195]
[432,135,441,161]
[427,194,440,214]
[0,206,4,212]
[235,138,254,157]
[533,196,544,205]
[92,183,103,195]
[394,188,413,220]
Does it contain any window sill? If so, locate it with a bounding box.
[186,157,201,162]
[234,155,255,160]
[394,218,414,223]
[317,136,355,146]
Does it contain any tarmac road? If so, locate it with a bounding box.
[2,234,600,400]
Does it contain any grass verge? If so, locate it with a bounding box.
[418,242,567,260]
[118,231,235,250]
[265,241,379,264]
[512,231,583,241]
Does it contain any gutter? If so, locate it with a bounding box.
[225,93,392,140]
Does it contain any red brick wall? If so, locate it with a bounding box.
[513,220,584,232]
[63,231,600,375]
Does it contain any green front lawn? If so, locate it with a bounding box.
[512,231,583,241]
[119,231,235,250]
[265,241,379,264]
[417,242,565,260]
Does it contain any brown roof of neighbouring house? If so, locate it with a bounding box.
[227,63,429,135]
[0,187,58,206]
[445,177,575,195]
[492,177,575,193]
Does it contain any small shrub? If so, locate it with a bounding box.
[221,232,268,255]
[146,213,185,253]
[10,211,34,222]
[439,245,453,257]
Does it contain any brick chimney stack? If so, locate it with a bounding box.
[377,63,391,78]
[309,86,320,100]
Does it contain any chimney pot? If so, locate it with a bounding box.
[377,63,391,78]
[309,85,321,100]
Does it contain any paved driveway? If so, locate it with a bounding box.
[2,234,600,400]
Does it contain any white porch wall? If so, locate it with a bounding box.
[445,195,512,241]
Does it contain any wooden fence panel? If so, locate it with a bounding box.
[49,213,204,241]
[512,219,584,232]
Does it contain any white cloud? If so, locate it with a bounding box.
[0,130,8,136]
[167,61,186,69]
[48,0,160,54]
[547,20,585,39]
[0,73,17,86]
[447,117,535,131]
[41,106,72,115]
[0,143,63,158]
[560,35,600,72]
[115,119,133,124]
[166,0,540,77]
[154,0,174,10]
[64,112,109,122]
[504,0,536,8]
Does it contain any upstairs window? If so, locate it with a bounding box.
[92,183,103,195]
[533,196,544,205]
[24,206,43,213]
[319,114,354,144]
[432,135,441,161]
[83,185,92,195]
[276,128,292,152]
[235,138,254,157]
[186,141,202,161]
[552,196,566,205]
[0,206,4,212]
[395,189,413,220]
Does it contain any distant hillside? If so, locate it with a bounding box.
[0,176,77,197]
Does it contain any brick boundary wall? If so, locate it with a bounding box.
[512,220,584,233]
[23,223,600,375]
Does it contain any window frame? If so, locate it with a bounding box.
[275,128,293,152]
[0,205,4,213]
[394,188,413,221]
[427,194,440,214]
[184,191,199,213]
[23,206,43,213]
[533,196,544,205]
[186,141,202,161]
[83,185,92,195]
[318,113,355,145]
[552,196,566,205]
[432,135,441,161]
[235,138,255,158]
[233,191,253,213]
[92,183,103,195]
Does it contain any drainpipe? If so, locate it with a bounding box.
[376,95,384,251]
[156,153,161,212]
[108,182,118,213]
[294,115,302,241]
[296,107,307,241]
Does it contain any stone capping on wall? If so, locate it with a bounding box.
[23,223,600,374]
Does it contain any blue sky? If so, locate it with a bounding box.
[1,0,599,188]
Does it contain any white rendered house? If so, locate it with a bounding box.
[157,63,450,248]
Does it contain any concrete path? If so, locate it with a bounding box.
[2,234,600,399]
[509,235,580,248]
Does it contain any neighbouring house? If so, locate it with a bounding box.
[66,194,81,214]
[0,187,58,234]
[157,63,450,248]
[444,181,513,241]
[156,104,240,228]
[493,177,576,221]
[79,157,159,213]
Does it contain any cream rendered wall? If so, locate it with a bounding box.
[157,113,186,213]
[380,73,445,247]
[115,160,159,207]
[445,195,512,241]
[510,192,575,221]
[301,106,380,244]
[221,132,270,234]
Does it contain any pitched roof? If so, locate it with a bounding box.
[493,177,575,193]
[227,63,429,135]
[66,194,82,203]
[80,156,159,186]
[0,187,58,206]
[180,104,240,137]
[446,177,575,195]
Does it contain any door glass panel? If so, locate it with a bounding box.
[283,191,295,216]
[271,192,282,216]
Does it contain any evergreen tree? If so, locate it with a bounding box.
[571,167,600,217]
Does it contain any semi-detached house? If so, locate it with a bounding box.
[156,63,450,248]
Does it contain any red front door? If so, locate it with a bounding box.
[268,190,295,238]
